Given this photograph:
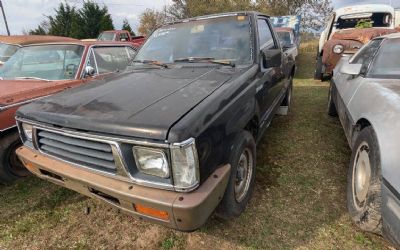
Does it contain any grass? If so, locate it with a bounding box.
[0,47,394,249]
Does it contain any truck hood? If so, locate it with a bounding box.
[17,67,236,141]
[331,28,397,44]
[0,79,73,107]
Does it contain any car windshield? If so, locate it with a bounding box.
[336,12,392,29]
[98,32,115,41]
[134,15,252,65]
[277,31,292,45]
[0,43,19,63]
[368,38,400,78]
[0,44,84,80]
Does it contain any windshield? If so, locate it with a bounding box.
[336,12,392,29]
[134,15,252,65]
[368,38,400,78]
[277,31,292,45]
[0,43,19,63]
[98,32,115,41]
[0,44,84,80]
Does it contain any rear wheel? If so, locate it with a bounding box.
[314,53,324,81]
[347,126,382,234]
[327,81,338,117]
[217,131,256,219]
[0,132,29,184]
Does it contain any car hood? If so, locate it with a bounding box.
[331,28,397,44]
[17,67,236,141]
[0,79,73,107]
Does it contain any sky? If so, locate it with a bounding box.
[0,0,399,35]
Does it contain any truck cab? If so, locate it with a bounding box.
[98,30,146,48]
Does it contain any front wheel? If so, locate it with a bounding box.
[216,131,256,219]
[0,131,30,184]
[347,126,382,234]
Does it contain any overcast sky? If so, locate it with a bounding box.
[0,0,399,36]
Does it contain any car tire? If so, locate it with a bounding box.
[347,126,382,234]
[327,81,338,117]
[314,53,324,81]
[216,130,256,219]
[0,131,29,184]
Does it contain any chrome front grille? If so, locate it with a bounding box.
[37,130,117,173]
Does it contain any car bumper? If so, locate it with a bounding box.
[16,146,231,231]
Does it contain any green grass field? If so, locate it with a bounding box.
[0,48,394,249]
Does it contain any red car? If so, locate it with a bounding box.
[98,30,146,48]
[0,39,137,183]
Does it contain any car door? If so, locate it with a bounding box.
[255,17,284,124]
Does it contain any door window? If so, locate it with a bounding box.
[351,39,383,75]
[87,46,136,75]
[258,19,274,49]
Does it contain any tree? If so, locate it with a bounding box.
[122,18,135,36]
[28,20,50,35]
[298,0,333,31]
[138,9,166,36]
[74,1,114,39]
[47,2,79,37]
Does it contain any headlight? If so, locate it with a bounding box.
[171,138,200,191]
[333,44,344,54]
[22,123,33,141]
[133,147,169,178]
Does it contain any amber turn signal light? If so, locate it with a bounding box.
[134,204,169,221]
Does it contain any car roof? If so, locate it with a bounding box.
[379,32,400,40]
[335,4,394,18]
[20,40,136,47]
[0,35,78,46]
[275,27,293,32]
[166,11,267,25]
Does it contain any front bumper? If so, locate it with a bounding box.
[17,146,231,231]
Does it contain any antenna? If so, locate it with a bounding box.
[0,0,10,36]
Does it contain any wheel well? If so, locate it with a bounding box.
[244,116,258,140]
[356,118,371,131]
[291,66,296,77]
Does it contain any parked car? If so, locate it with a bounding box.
[0,40,137,183]
[328,33,400,247]
[270,15,301,48]
[98,30,146,48]
[315,4,398,80]
[275,27,298,59]
[0,35,76,65]
[15,11,295,231]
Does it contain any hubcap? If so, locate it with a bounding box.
[8,142,28,177]
[352,142,372,209]
[234,148,253,203]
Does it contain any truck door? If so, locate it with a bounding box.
[255,17,285,123]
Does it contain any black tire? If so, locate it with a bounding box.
[217,131,256,219]
[0,131,29,184]
[347,126,382,234]
[314,53,323,81]
[327,81,338,117]
[281,77,293,110]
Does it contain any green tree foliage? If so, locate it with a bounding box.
[75,1,114,39]
[28,1,114,39]
[122,18,136,36]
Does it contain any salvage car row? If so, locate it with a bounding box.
[2,5,400,249]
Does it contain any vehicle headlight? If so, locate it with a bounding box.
[333,44,344,54]
[133,147,169,178]
[171,138,200,191]
[21,123,33,141]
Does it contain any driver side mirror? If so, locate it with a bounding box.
[340,61,362,76]
[84,65,96,77]
[261,49,282,71]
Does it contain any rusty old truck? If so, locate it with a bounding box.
[0,40,137,183]
[15,12,295,231]
[315,4,399,80]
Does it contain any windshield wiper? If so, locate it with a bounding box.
[131,59,169,68]
[15,77,50,81]
[174,57,236,67]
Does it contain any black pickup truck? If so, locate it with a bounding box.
[15,12,296,231]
